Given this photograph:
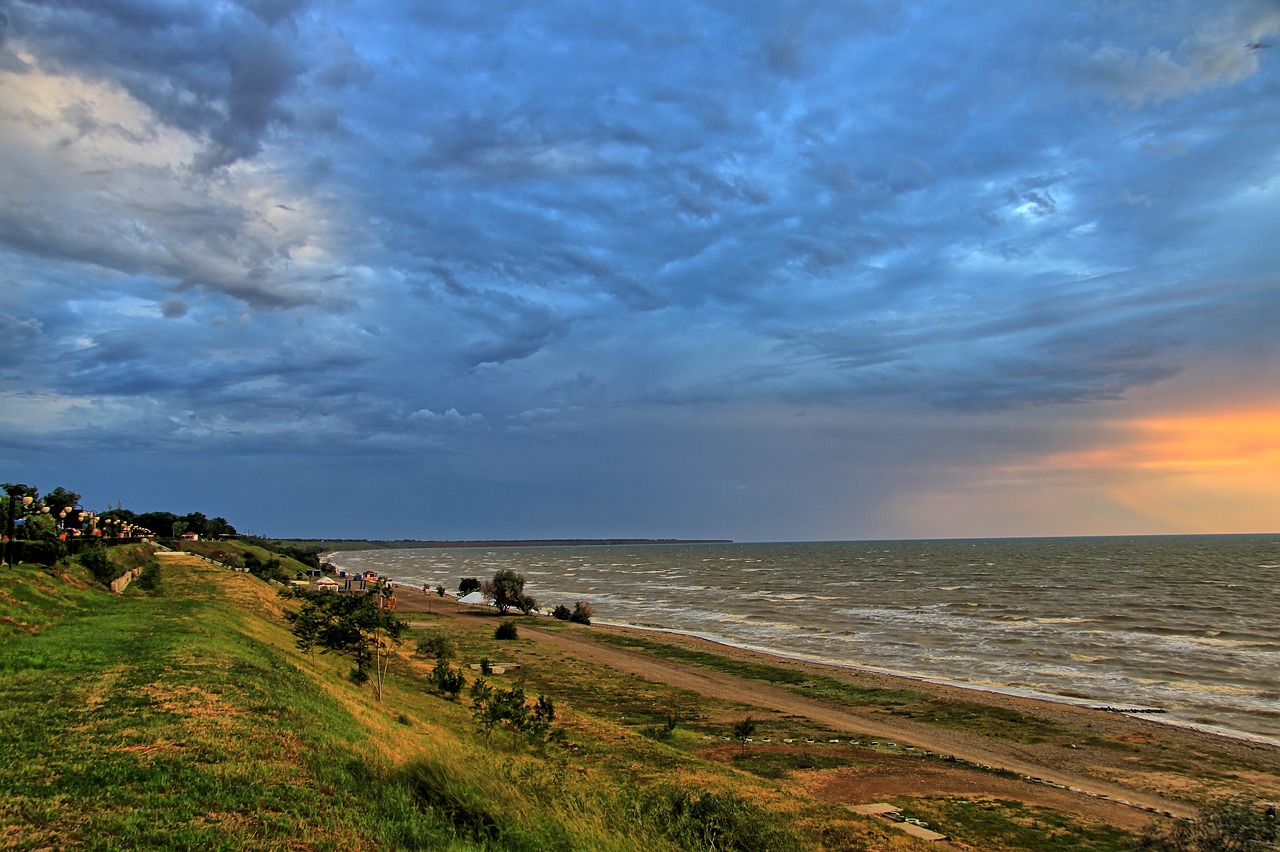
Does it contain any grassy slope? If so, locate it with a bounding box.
[0,557,922,851]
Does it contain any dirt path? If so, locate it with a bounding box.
[522,623,1186,829]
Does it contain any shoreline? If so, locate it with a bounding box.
[382,578,1280,749]
[594,618,1280,749]
[389,578,1280,752]
[389,582,1280,825]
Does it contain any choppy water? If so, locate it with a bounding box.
[328,535,1280,743]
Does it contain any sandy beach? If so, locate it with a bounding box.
[389,582,1280,832]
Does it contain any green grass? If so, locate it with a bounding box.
[903,798,1134,851]
[0,560,886,850]
[587,631,1079,743]
[888,700,1070,743]
[589,632,922,706]
[730,749,864,780]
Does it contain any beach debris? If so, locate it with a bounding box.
[1094,705,1166,714]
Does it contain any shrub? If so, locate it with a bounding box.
[1134,795,1280,850]
[79,545,115,584]
[431,660,466,700]
[517,593,538,615]
[135,560,162,592]
[645,713,680,742]
[458,577,481,595]
[416,633,455,660]
[640,787,798,852]
[494,621,518,641]
[732,716,758,755]
[436,584,445,597]
[551,604,571,621]
[569,601,594,625]
[20,538,67,568]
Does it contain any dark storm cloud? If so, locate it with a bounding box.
[2,0,1278,538]
[5,0,310,170]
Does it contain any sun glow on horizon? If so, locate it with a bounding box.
[894,404,1280,538]
[1036,406,1280,534]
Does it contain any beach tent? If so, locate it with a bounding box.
[457,591,489,606]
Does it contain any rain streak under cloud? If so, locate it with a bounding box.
[1,0,1278,540]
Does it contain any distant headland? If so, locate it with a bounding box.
[270,538,733,552]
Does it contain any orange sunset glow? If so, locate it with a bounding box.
[1042,406,1280,534]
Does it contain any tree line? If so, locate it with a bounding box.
[2,481,238,567]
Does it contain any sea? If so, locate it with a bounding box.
[325,535,1280,745]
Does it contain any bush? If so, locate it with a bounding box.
[19,538,67,568]
[458,577,481,595]
[494,621,518,641]
[79,545,115,584]
[135,560,162,592]
[416,633,455,660]
[431,660,466,700]
[569,601,594,625]
[1134,795,1279,850]
[551,604,571,621]
[640,788,798,852]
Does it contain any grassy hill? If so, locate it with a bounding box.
[0,553,914,850]
[7,550,1272,850]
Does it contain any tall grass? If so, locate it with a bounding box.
[0,560,863,850]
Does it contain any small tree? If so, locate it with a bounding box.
[284,582,406,700]
[551,604,572,621]
[490,568,526,614]
[458,577,481,595]
[494,621,518,640]
[569,601,594,625]
[430,659,465,700]
[731,716,757,756]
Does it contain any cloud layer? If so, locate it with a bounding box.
[2,0,1277,539]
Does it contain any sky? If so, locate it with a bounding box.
[1,0,1278,542]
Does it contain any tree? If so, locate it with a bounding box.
[458,577,481,595]
[490,568,526,614]
[135,511,179,537]
[3,484,37,567]
[731,717,758,756]
[469,681,557,749]
[42,487,81,515]
[205,516,238,538]
[181,512,209,537]
[284,582,407,700]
